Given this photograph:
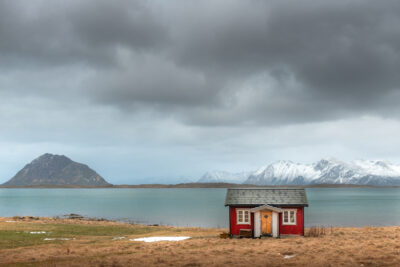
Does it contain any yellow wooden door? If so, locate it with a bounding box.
[261,211,272,235]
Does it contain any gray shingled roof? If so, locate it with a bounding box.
[225,188,308,207]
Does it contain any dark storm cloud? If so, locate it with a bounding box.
[1,0,400,125]
[0,0,166,67]
[166,1,400,109]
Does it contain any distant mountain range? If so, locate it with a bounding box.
[198,171,251,184]
[3,153,110,187]
[197,159,400,186]
[3,155,400,187]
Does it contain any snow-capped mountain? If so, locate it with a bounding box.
[198,170,251,184]
[245,160,319,185]
[244,159,400,186]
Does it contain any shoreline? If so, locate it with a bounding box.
[2,215,400,229]
[1,182,399,189]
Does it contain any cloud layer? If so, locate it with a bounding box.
[1,0,400,183]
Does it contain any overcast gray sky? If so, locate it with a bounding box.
[1,0,400,184]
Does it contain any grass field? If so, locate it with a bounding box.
[0,221,166,249]
[0,217,399,266]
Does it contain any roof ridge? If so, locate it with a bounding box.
[228,187,305,190]
[225,187,308,207]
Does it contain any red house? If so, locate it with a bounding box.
[225,188,308,238]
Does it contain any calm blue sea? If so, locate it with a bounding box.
[0,188,399,228]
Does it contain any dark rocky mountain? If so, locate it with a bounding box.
[3,153,110,186]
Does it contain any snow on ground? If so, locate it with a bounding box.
[284,255,296,259]
[131,236,190,242]
[112,237,126,240]
[44,238,74,241]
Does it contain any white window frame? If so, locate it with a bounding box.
[282,209,297,225]
[236,209,251,225]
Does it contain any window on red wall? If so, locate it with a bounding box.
[236,209,250,224]
[282,209,297,225]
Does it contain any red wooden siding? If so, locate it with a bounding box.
[279,207,304,235]
[229,206,254,235]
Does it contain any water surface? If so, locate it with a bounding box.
[0,188,399,227]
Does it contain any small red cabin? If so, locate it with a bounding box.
[225,188,308,238]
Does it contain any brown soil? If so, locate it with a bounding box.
[0,217,399,266]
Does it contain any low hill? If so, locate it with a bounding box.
[2,153,110,187]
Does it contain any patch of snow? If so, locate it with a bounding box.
[44,238,74,241]
[284,255,296,259]
[112,236,126,240]
[254,165,269,176]
[131,236,191,242]
[29,231,47,234]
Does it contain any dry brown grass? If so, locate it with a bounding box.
[305,226,327,237]
[0,217,399,267]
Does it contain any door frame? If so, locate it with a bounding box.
[250,205,283,238]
